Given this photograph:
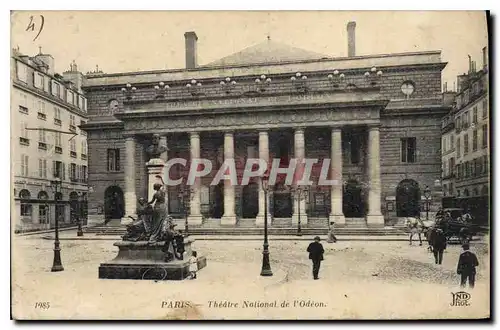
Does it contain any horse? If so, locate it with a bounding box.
[405,216,426,246]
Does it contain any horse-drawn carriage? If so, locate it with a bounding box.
[407,208,479,244]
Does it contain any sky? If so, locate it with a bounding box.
[11,11,488,90]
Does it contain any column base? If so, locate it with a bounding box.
[187,214,203,226]
[329,214,346,227]
[220,215,237,226]
[366,214,385,228]
[291,214,308,226]
[255,214,272,227]
[121,215,136,226]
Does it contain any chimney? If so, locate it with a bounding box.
[184,31,198,69]
[482,46,488,70]
[347,21,356,57]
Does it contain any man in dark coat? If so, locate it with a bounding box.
[457,243,479,289]
[429,228,447,264]
[307,236,324,280]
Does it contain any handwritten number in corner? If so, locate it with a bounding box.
[25,15,45,42]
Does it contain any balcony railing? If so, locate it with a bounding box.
[54,118,62,126]
[19,137,29,146]
[38,142,47,150]
[81,154,87,160]
[37,112,47,120]
[19,106,28,114]
[70,151,77,158]
[55,146,63,154]
[69,125,76,133]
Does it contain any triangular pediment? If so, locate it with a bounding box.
[207,39,329,66]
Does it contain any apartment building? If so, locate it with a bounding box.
[11,49,89,232]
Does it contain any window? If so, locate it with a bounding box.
[38,159,47,178]
[473,106,478,124]
[482,124,488,148]
[483,155,489,174]
[462,112,469,129]
[482,100,488,118]
[70,163,77,181]
[16,61,28,82]
[53,161,65,179]
[463,134,469,154]
[442,137,446,153]
[70,139,76,152]
[39,205,49,224]
[55,132,62,147]
[38,129,46,143]
[69,115,76,132]
[54,107,61,125]
[82,98,87,112]
[456,164,461,180]
[450,134,455,149]
[78,95,84,109]
[81,140,87,155]
[107,149,120,171]
[80,165,88,183]
[464,90,469,104]
[51,80,60,97]
[473,129,478,151]
[66,90,73,104]
[21,203,32,217]
[465,161,470,178]
[34,73,44,89]
[471,159,476,177]
[37,101,46,120]
[21,154,29,176]
[477,157,483,175]
[19,122,29,145]
[455,117,460,130]
[401,137,417,163]
[80,120,87,136]
[457,137,461,158]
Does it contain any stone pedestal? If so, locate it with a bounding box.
[146,158,165,201]
[99,238,207,281]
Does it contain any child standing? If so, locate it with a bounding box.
[189,251,198,279]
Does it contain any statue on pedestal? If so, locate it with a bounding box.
[146,133,168,160]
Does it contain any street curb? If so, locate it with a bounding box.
[38,235,485,243]
[15,226,87,237]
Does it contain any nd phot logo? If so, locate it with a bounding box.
[450,291,471,307]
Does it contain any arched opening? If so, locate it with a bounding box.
[343,179,365,217]
[396,179,421,217]
[273,183,292,218]
[242,183,259,218]
[104,186,124,221]
[19,189,32,218]
[211,182,224,218]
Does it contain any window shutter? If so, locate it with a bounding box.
[116,149,121,171]
[62,162,66,180]
[52,161,56,178]
[76,165,80,182]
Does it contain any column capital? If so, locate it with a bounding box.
[294,127,305,134]
[367,124,381,131]
[190,131,200,139]
[224,131,234,137]
[258,130,269,135]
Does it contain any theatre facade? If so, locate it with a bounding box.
[82,26,449,229]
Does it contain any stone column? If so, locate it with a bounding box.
[122,136,137,225]
[366,126,384,227]
[292,128,308,225]
[188,132,203,225]
[329,127,346,226]
[221,132,236,225]
[256,130,271,226]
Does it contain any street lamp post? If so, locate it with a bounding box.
[178,185,195,237]
[423,185,431,221]
[292,186,309,237]
[50,178,64,272]
[77,192,84,237]
[260,172,273,277]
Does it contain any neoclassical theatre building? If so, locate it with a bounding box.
[82,22,449,229]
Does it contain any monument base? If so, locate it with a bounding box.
[98,239,207,281]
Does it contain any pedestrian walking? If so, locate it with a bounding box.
[189,251,198,279]
[307,236,324,280]
[457,243,479,289]
[327,221,337,243]
[429,228,447,264]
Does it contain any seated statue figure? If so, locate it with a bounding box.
[160,219,185,262]
[122,198,154,242]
